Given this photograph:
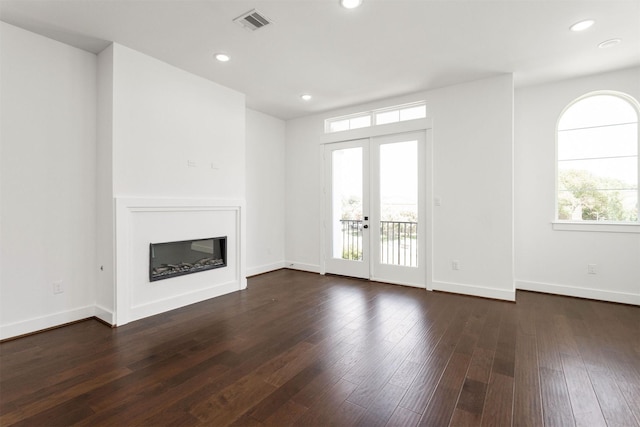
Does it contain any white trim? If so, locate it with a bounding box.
[129,280,240,321]
[322,139,371,280]
[370,277,425,289]
[93,305,114,325]
[286,261,321,274]
[552,221,640,233]
[324,100,426,134]
[321,127,433,289]
[321,118,432,144]
[516,280,639,306]
[425,128,434,291]
[319,143,327,276]
[554,90,639,225]
[431,280,516,302]
[369,131,427,286]
[0,305,95,341]
[247,261,286,277]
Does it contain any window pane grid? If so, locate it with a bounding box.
[558,125,637,160]
[556,92,639,223]
[559,155,636,161]
[325,101,426,133]
[558,121,637,133]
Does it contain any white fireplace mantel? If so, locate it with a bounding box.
[114,197,246,326]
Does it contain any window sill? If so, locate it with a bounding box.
[552,221,640,233]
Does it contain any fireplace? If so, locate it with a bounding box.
[149,236,226,282]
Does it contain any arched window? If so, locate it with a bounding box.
[557,92,639,223]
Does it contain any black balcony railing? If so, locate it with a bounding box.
[381,220,417,267]
[339,219,418,266]
[340,219,363,260]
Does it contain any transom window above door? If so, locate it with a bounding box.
[325,101,426,133]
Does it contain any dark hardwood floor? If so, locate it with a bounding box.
[1,269,639,426]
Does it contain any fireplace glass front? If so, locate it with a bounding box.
[149,237,226,282]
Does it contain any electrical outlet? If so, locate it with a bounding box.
[452,260,460,271]
[52,280,64,294]
[587,264,597,275]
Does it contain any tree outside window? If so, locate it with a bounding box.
[557,92,639,222]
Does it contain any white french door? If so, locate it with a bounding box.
[323,131,426,287]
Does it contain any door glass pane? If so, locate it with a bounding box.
[332,147,363,260]
[379,140,418,266]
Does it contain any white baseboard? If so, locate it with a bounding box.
[93,305,115,325]
[431,280,515,302]
[516,280,640,305]
[370,277,425,289]
[284,261,321,274]
[0,305,96,341]
[128,281,241,324]
[247,261,286,277]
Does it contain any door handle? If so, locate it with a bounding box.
[363,224,369,229]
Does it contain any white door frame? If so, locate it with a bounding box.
[322,139,370,279]
[370,131,427,288]
[320,124,433,290]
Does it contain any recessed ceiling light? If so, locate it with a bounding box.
[598,38,622,48]
[341,0,362,9]
[214,53,230,62]
[570,20,595,32]
[301,94,312,101]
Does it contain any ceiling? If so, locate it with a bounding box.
[1,0,638,120]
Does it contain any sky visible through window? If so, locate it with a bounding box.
[557,94,638,221]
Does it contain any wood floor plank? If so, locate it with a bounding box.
[1,271,638,427]
[450,377,487,425]
[418,352,472,426]
[539,367,575,427]
[4,394,96,427]
[385,406,421,427]
[450,345,494,426]
[354,382,407,427]
[481,372,514,427]
[329,400,366,426]
[589,370,639,427]
[617,381,640,426]
[398,303,473,413]
[188,372,277,424]
[513,333,543,426]
[294,378,359,426]
[346,330,419,408]
[561,354,606,427]
[0,366,131,426]
[536,315,565,372]
[262,399,307,426]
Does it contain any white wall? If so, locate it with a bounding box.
[111,44,245,198]
[246,109,286,276]
[95,44,115,323]
[101,44,247,325]
[285,74,515,300]
[284,115,323,273]
[429,75,514,299]
[515,67,640,305]
[0,22,98,339]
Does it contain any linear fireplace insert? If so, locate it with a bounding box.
[149,236,226,282]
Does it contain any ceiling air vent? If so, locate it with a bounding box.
[233,9,273,31]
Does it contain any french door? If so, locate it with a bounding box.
[323,131,426,287]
